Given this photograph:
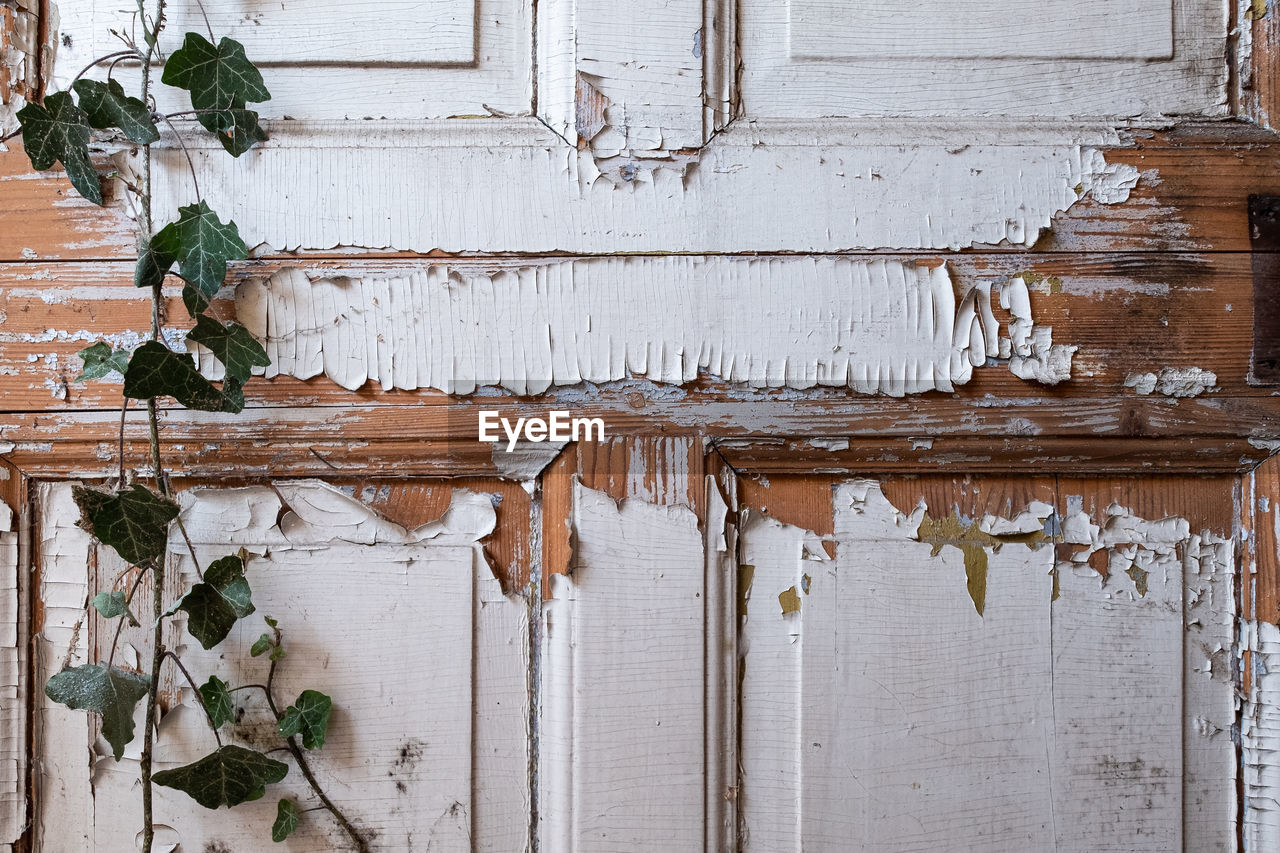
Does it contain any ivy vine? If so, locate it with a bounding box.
[7,1,369,850]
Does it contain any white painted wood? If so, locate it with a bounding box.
[538,0,712,153]
[737,481,1236,852]
[0,500,22,845]
[141,119,1140,252]
[1245,620,1280,852]
[56,0,532,119]
[540,483,721,852]
[742,0,1225,118]
[789,0,1173,60]
[32,483,95,852]
[220,259,1076,396]
[33,482,530,852]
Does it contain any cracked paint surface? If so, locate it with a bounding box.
[218,259,1074,396]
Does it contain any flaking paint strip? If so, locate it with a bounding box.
[0,0,46,138]
[221,258,1074,396]
[1244,620,1280,852]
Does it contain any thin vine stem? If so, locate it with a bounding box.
[262,648,370,853]
[162,650,222,747]
[156,112,202,201]
[138,5,166,852]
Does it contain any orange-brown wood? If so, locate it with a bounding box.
[1244,2,1280,129]
[538,437,704,597]
[1248,454,1280,626]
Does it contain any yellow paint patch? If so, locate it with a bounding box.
[915,511,1048,617]
[779,586,802,615]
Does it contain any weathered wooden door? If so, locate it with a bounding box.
[3,0,1280,850]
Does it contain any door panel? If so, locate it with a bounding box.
[32,480,530,852]
[737,473,1236,852]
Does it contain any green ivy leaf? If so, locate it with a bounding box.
[269,644,286,662]
[91,590,139,626]
[76,342,131,382]
[151,201,247,304]
[186,316,270,384]
[71,78,159,145]
[161,33,270,134]
[153,744,288,809]
[272,798,299,843]
[135,232,180,290]
[123,340,245,413]
[250,633,272,657]
[174,555,255,650]
[45,663,150,760]
[198,674,234,728]
[73,483,178,567]
[209,107,268,158]
[16,91,102,205]
[277,690,331,750]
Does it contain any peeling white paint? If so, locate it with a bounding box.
[738,481,1235,851]
[490,441,569,482]
[1245,620,1280,852]
[1000,275,1076,385]
[0,0,46,138]
[1125,366,1220,398]
[225,258,1073,396]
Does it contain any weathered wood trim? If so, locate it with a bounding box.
[717,436,1277,475]
[1242,0,1280,129]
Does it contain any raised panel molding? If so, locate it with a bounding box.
[540,481,734,851]
[743,0,1225,117]
[55,0,532,119]
[789,0,1174,61]
[537,0,735,177]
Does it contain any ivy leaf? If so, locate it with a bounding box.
[91,590,139,626]
[272,798,299,843]
[153,744,288,809]
[45,663,150,760]
[209,107,268,158]
[71,78,159,145]
[174,555,255,650]
[73,483,179,567]
[16,91,102,205]
[76,342,131,382]
[182,284,210,317]
[135,232,180,290]
[152,201,247,303]
[161,33,270,132]
[198,675,234,728]
[269,644,286,662]
[123,340,245,413]
[277,690,331,750]
[186,316,270,384]
[250,633,272,657]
